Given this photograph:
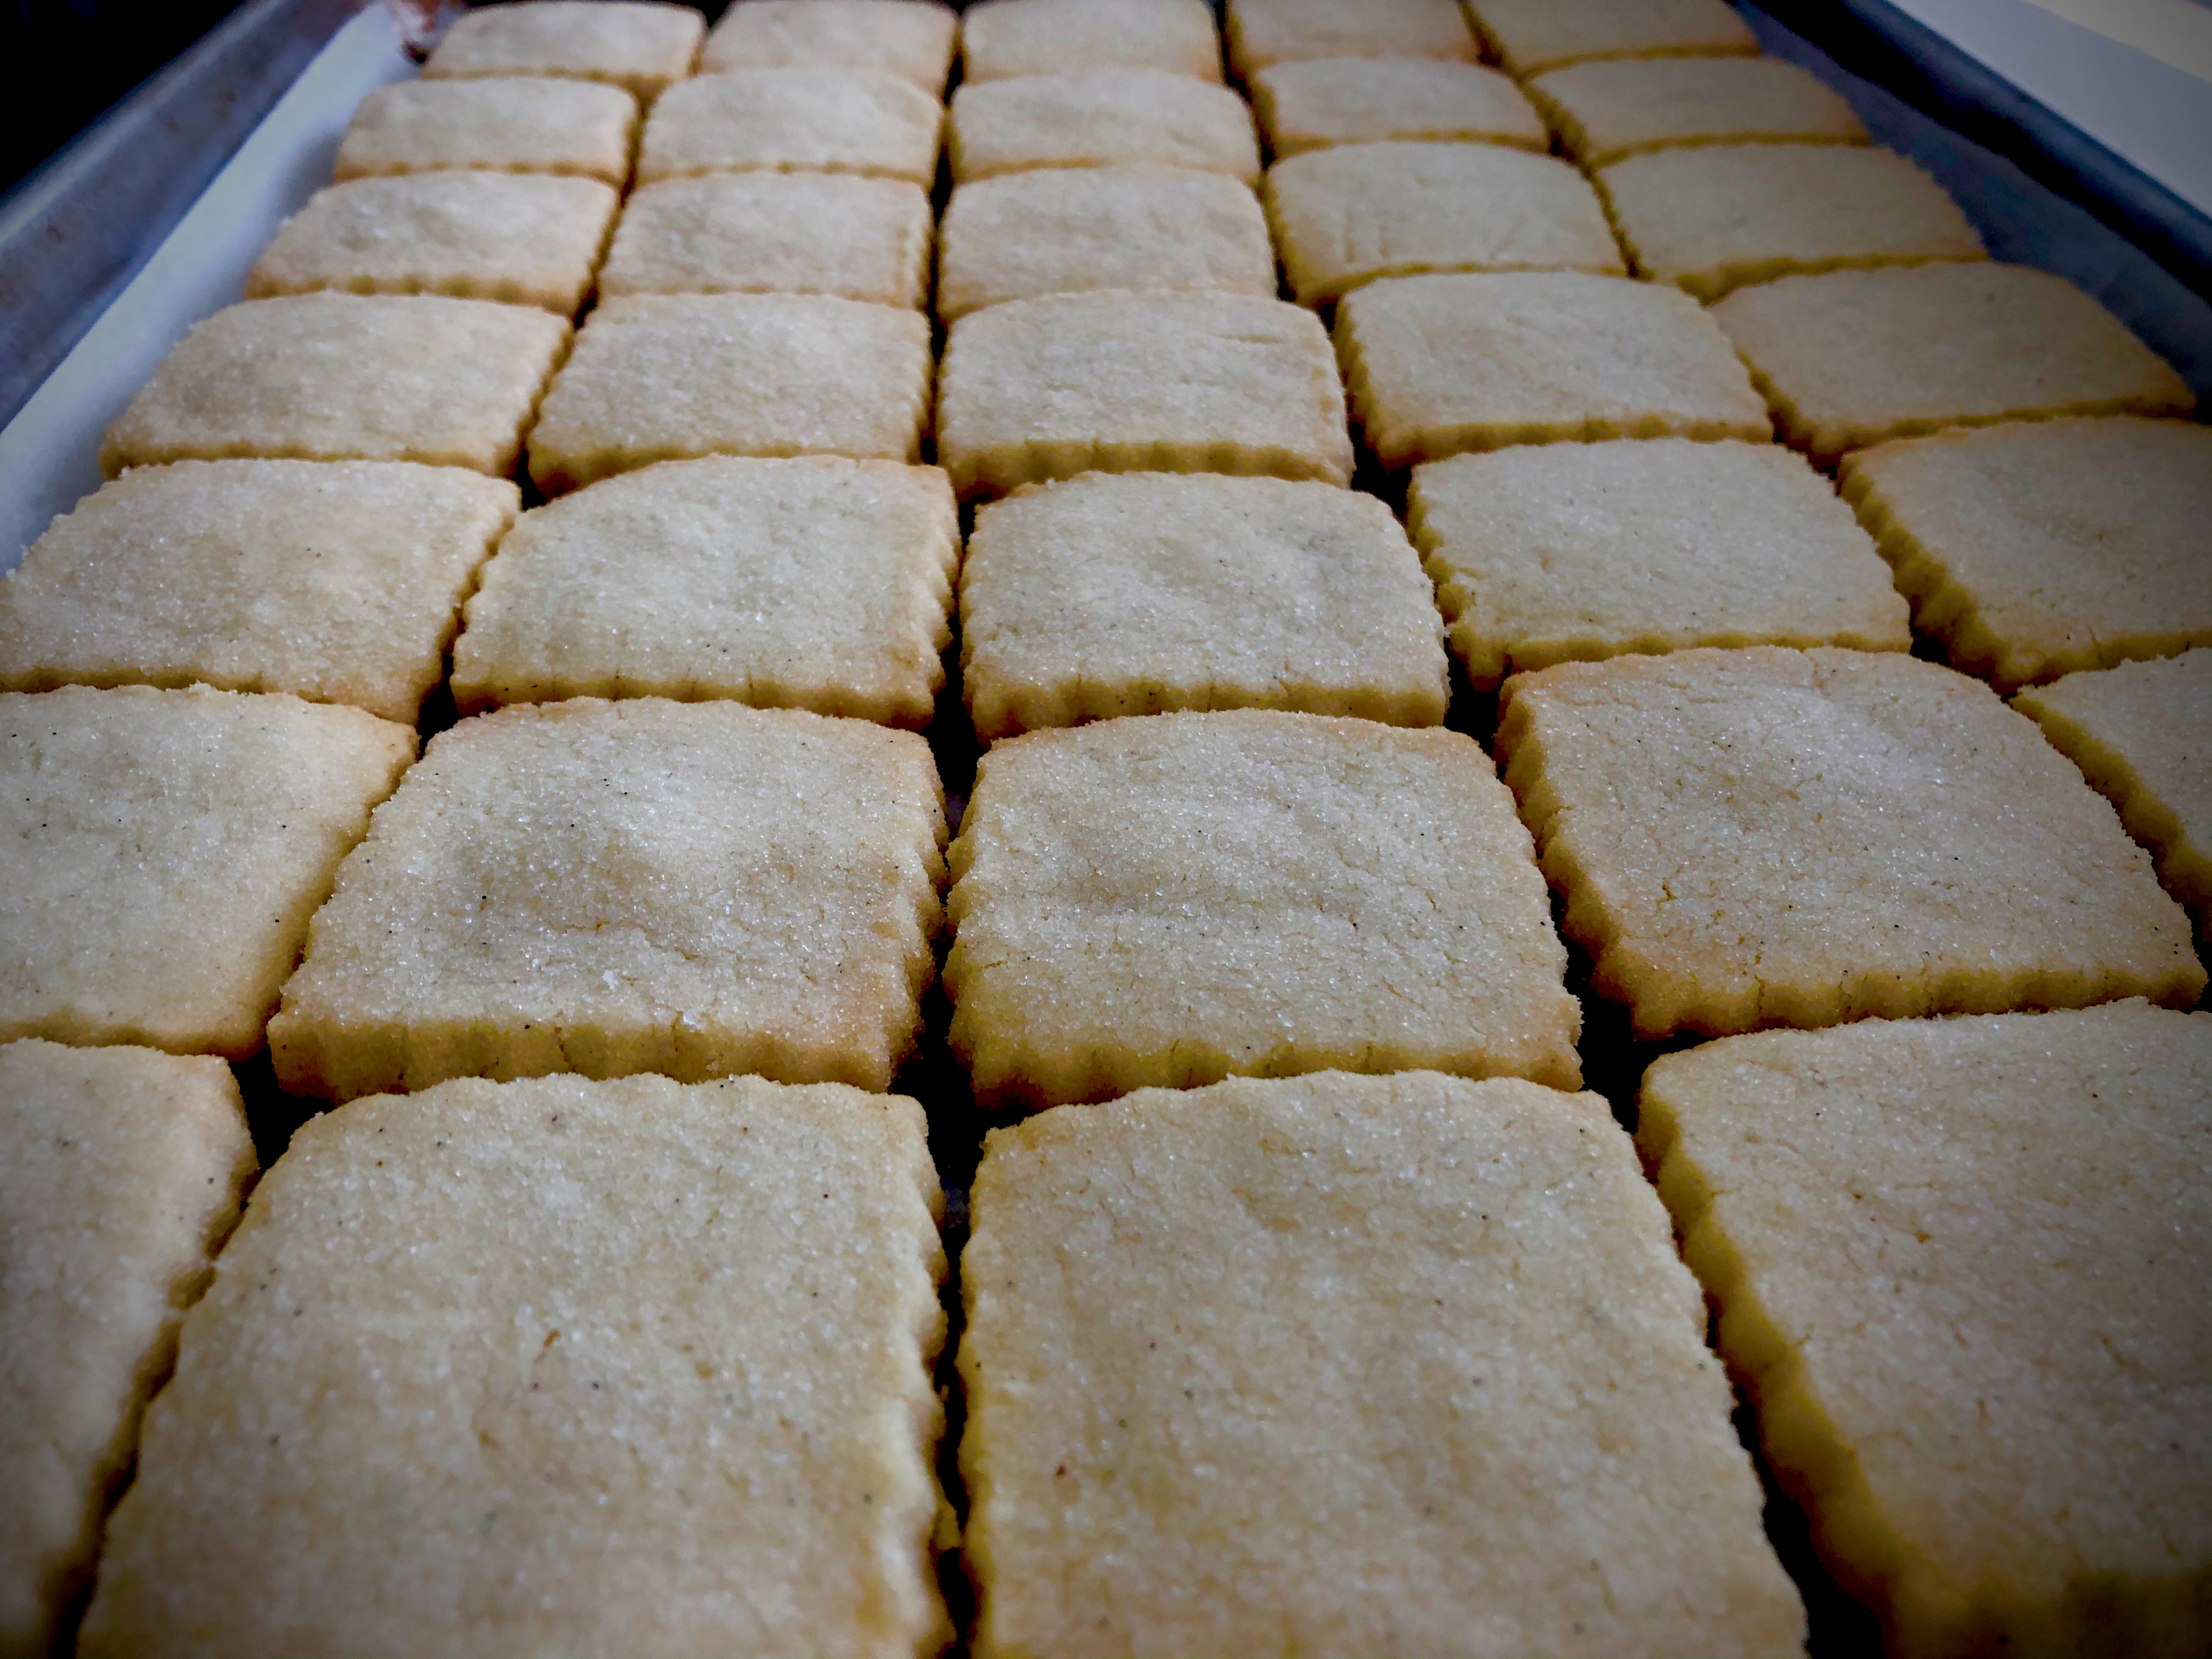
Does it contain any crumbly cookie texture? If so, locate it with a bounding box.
[963,1071,1805,1659]
[422,0,703,99]
[960,0,1221,83]
[1226,0,1476,78]
[0,685,415,1056]
[333,77,640,187]
[1249,56,1545,156]
[78,1074,949,1659]
[960,471,1447,737]
[1496,646,2205,1039]
[1411,438,1909,688]
[1709,263,2194,464]
[637,67,942,186]
[949,69,1260,185]
[1465,0,1757,78]
[0,1040,253,1659]
[702,0,957,93]
[269,697,945,1101]
[1838,415,2212,690]
[1638,1001,2212,1659]
[946,709,1579,1107]
[1529,55,1867,167]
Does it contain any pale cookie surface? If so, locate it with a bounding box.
[2017,650,2212,941]
[946,709,1579,1106]
[1838,416,2212,690]
[638,67,941,185]
[960,472,1447,737]
[960,0,1221,83]
[1336,270,1769,469]
[1226,0,1476,77]
[1266,141,1624,306]
[1530,55,1867,167]
[1249,56,1546,156]
[597,172,932,307]
[1639,1002,2212,1659]
[78,1074,949,1659]
[937,291,1353,498]
[245,172,619,313]
[422,0,703,98]
[1411,438,1909,688]
[269,698,945,1100]
[527,292,932,493]
[702,0,957,92]
[936,166,1274,321]
[99,294,571,478]
[0,1041,252,1659]
[949,70,1260,185]
[1465,0,1756,77]
[0,685,415,1056]
[963,1071,1805,1659]
[332,77,639,186]
[452,456,955,725]
[0,459,517,723]
[1496,647,2205,1039]
[1710,262,2196,464]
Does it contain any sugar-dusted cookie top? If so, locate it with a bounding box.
[638,66,941,185]
[1465,0,1756,78]
[949,69,1260,184]
[332,76,640,185]
[702,0,957,93]
[1530,55,1866,167]
[1249,55,1545,155]
[961,0,1220,83]
[423,0,703,99]
[1226,0,1475,78]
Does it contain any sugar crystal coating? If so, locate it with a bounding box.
[1529,56,1867,167]
[422,0,704,98]
[702,0,958,92]
[960,0,1221,83]
[637,67,942,185]
[1226,0,1476,77]
[949,69,1260,185]
[1465,0,1757,77]
[1249,56,1547,156]
[333,77,641,186]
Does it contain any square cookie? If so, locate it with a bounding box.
[452,455,956,726]
[936,291,1353,498]
[1530,55,1868,168]
[1710,263,2196,464]
[0,685,415,1056]
[1495,647,2205,1039]
[1225,0,1476,78]
[99,294,571,478]
[269,698,945,1100]
[637,67,941,186]
[527,292,932,494]
[702,0,958,91]
[962,1071,1805,1659]
[1638,1002,2212,1658]
[1410,438,1910,689]
[333,77,640,187]
[1336,270,1769,469]
[0,459,517,723]
[422,0,703,99]
[1266,141,1624,306]
[1465,0,1757,78]
[597,172,933,308]
[78,1074,948,1659]
[960,0,1221,84]
[1838,416,2212,690]
[1249,56,1547,156]
[2017,650,2212,941]
[949,69,1260,185]
[245,172,619,314]
[0,1040,253,1659]
[935,166,1274,322]
[960,472,1448,737]
[945,709,1579,1106]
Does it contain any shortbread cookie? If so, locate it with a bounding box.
[333,77,640,186]
[1336,270,1768,469]
[1530,55,1868,168]
[0,686,414,1056]
[1599,143,1984,301]
[422,0,703,99]
[1225,0,1476,77]
[1249,55,1546,156]
[245,172,619,314]
[1838,416,2212,690]
[963,1071,1805,1659]
[961,472,1447,737]
[1411,439,1909,688]
[960,0,1221,83]
[1266,141,1623,306]
[452,456,956,725]
[78,1074,948,1659]
[949,69,1260,185]
[1496,647,2205,1039]
[270,698,944,1100]
[936,166,1274,321]
[946,710,1579,1105]
[703,0,956,91]
[100,294,570,477]
[597,172,932,307]
[2017,651,2212,940]
[1465,0,1757,77]
[936,291,1352,498]
[0,460,517,723]
[637,67,941,185]
[1639,1001,2212,1659]
[528,292,931,493]
[0,1040,253,1659]
[1710,263,2195,464]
